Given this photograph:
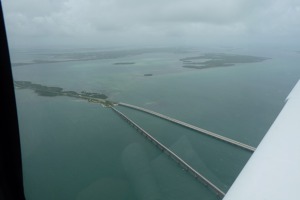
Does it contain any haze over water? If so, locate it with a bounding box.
[12,46,300,200]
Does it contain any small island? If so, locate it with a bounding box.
[14,81,116,107]
[180,53,270,69]
[113,62,135,65]
[144,74,153,76]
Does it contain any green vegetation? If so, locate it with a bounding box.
[14,81,115,107]
[113,62,135,65]
[14,81,63,96]
[81,91,107,99]
[11,48,181,67]
[180,53,270,69]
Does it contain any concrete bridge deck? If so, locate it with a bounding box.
[118,102,256,152]
[112,107,225,198]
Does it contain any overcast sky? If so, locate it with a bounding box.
[2,0,300,48]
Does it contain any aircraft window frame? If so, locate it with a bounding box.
[0,2,26,200]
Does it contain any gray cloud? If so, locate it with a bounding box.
[2,0,300,48]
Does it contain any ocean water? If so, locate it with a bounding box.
[12,47,300,200]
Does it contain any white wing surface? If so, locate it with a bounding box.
[223,80,300,200]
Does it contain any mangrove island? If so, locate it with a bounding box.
[180,53,270,69]
[14,81,116,107]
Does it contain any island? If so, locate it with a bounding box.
[113,62,135,65]
[144,74,153,76]
[180,53,270,69]
[14,81,116,107]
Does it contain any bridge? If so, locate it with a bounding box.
[112,107,226,198]
[118,102,256,152]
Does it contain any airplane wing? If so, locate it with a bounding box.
[223,80,300,200]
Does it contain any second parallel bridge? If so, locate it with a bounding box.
[112,107,225,198]
[118,102,256,152]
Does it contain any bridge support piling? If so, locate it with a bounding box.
[111,107,225,198]
[118,102,256,152]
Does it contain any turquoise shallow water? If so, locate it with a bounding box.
[12,47,300,200]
